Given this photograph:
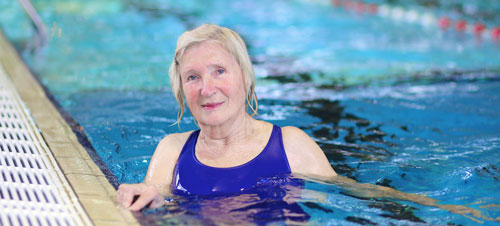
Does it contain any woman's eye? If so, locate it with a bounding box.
[216,68,225,75]
[187,75,197,81]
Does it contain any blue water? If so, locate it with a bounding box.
[1,0,500,225]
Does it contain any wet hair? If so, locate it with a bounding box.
[169,24,258,125]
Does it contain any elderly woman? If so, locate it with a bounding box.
[117,24,336,210]
[117,25,495,223]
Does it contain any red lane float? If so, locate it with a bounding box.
[492,27,500,40]
[438,16,451,30]
[455,20,467,32]
[474,23,487,36]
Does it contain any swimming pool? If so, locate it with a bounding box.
[1,0,500,224]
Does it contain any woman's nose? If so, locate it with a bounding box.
[201,77,216,97]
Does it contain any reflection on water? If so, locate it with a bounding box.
[134,173,498,225]
[134,175,433,225]
[136,175,310,225]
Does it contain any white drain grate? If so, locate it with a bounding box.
[0,66,92,226]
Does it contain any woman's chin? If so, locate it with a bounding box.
[196,117,225,127]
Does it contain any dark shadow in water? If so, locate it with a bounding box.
[473,165,500,181]
[125,0,199,29]
[251,55,313,82]
[345,216,378,225]
[302,201,334,213]
[300,99,396,146]
[295,98,397,180]
[339,191,426,224]
[368,200,425,223]
[376,178,396,189]
[261,72,314,84]
[300,99,344,126]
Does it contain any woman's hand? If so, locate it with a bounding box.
[116,133,186,211]
[117,183,165,211]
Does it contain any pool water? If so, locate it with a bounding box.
[1,0,500,225]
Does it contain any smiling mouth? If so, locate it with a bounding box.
[201,102,224,109]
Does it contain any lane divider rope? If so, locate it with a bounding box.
[327,0,500,42]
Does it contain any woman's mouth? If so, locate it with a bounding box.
[201,101,224,110]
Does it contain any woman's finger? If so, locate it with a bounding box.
[129,191,158,211]
[117,184,142,208]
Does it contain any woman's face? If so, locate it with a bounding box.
[179,41,247,127]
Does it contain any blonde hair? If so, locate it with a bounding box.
[169,24,258,125]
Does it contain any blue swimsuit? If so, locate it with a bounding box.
[172,125,291,195]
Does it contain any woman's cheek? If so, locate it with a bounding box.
[183,85,198,105]
[219,78,237,95]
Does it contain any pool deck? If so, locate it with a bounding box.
[0,32,138,225]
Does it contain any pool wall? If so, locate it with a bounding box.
[0,30,137,226]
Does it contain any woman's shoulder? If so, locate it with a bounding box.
[158,130,195,151]
[281,126,321,153]
[281,126,337,177]
[151,131,197,159]
[281,126,316,158]
[145,130,196,185]
[281,126,309,141]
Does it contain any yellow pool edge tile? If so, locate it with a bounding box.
[79,194,138,223]
[0,31,138,225]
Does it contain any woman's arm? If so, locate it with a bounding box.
[282,126,496,222]
[117,132,188,211]
[144,132,187,189]
[327,175,497,223]
[282,126,337,178]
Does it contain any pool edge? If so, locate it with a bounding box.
[0,32,138,225]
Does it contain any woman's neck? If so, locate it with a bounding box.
[197,111,255,150]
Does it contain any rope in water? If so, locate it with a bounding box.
[328,0,500,42]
